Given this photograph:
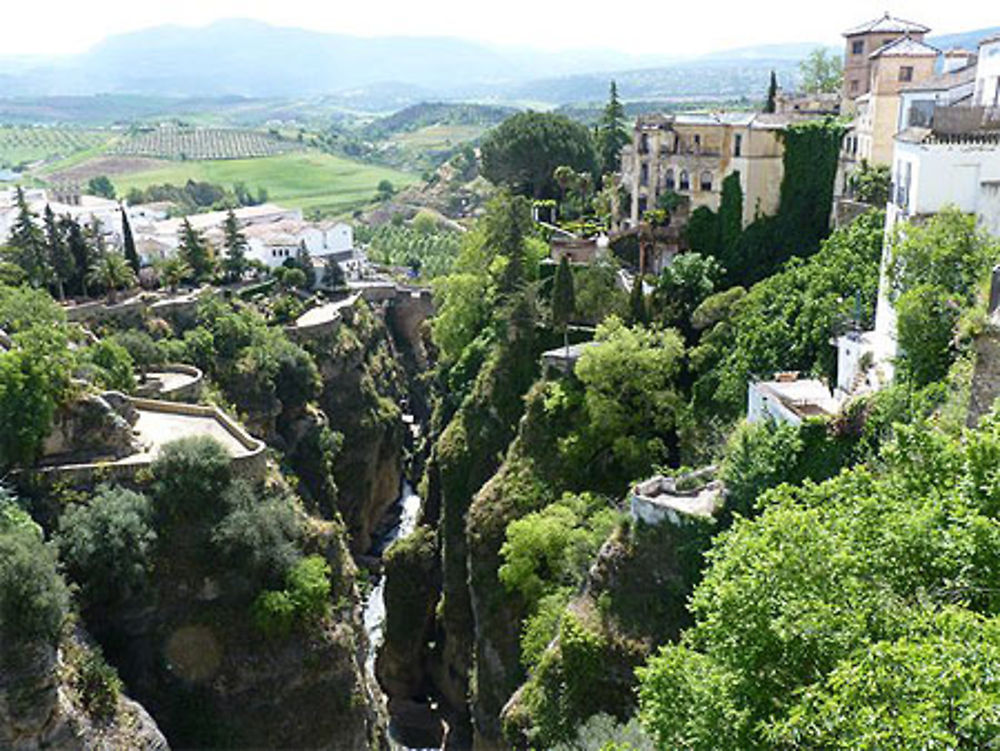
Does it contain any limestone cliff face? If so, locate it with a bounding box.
[97,512,387,750]
[0,630,168,751]
[301,302,406,554]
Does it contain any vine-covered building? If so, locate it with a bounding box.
[619,112,799,229]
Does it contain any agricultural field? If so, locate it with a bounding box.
[109,151,419,216]
[0,126,111,169]
[392,124,488,149]
[110,127,301,160]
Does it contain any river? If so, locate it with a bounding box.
[362,480,442,751]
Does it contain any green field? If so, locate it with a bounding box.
[110,152,418,215]
[393,124,487,149]
[0,126,111,169]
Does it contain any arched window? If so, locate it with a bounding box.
[665,169,675,190]
[679,170,690,191]
[700,171,713,191]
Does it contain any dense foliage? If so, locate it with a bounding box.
[480,112,597,199]
[637,416,1000,748]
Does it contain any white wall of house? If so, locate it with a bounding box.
[976,38,1000,107]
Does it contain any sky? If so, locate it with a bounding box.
[6,1,999,57]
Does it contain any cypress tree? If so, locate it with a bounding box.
[221,209,248,283]
[295,240,316,289]
[552,255,576,356]
[120,206,140,274]
[43,205,74,301]
[597,80,630,177]
[628,273,647,326]
[764,70,778,114]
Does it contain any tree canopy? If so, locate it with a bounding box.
[481,112,597,199]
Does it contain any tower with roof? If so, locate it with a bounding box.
[842,12,931,109]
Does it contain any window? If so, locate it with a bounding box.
[640,133,649,154]
[665,169,675,190]
[638,197,647,214]
[700,171,713,191]
[852,40,864,55]
[679,170,690,191]
[734,133,742,157]
[899,66,913,82]
[640,163,649,186]
[693,134,701,153]
[850,79,859,93]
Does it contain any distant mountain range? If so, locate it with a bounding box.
[0,19,997,114]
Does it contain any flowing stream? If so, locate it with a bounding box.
[362,480,441,750]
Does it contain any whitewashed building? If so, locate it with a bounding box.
[0,188,122,246]
[747,375,840,426]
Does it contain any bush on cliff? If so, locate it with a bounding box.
[58,485,157,610]
[152,435,232,524]
[253,555,332,638]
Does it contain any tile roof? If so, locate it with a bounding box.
[870,35,940,59]
[844,12,930,37]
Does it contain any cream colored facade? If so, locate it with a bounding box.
[852,38,939,165]
[620,112,788,228]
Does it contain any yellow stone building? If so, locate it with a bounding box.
[620,112,793,228]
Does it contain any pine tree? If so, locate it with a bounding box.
[7,188,50,288]
[221,209,248,283]
[596,81,630,177]
[61,216,92,298]
[178,218,213,282]
[551,255,576,356]
[764,70,778,113]
[43,205,74,301]
[120,206,140,274]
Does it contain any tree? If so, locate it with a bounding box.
[44,205,74,301]
[87,252,136,304]
[847,160,890,206]
[120,206,140,274]
[0,328,71,469]
[294,241,316,288]
[552,255,576,356]
[61,215,92,298]
[481,111,597,199]
[375,179,395,202]
[5,187,49,288]
[0,505,68,649]
[151,436,232,525]
[86,175,116,199]
[764,70,778,113]
[57,486,156,610]
[628,273,647,326]
[895,283,960,387]
[653,252,721,336]
[323,255,345,289]
[799,48,843,94]
[596,81,630,177]
[178,218,214,281]
[158,256,191,294]
[221,209,248,283]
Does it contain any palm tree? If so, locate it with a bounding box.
[159,256,192,294]
[87,252,136,304]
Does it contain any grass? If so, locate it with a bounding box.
[393,124,487,148]
[109,151,419,216]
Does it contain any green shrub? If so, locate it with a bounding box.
[0,516,68,648]
[75,646,122,721]
[151,436,232,523]
[253,555,332,637]
[212,481,303,589]
[79,339,135,392]
[57,485,156,609]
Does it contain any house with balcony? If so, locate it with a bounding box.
[619,112,793,230]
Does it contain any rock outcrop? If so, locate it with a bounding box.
[42,392,142,461]
[0,630,168,751]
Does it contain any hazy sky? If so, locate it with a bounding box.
[7,1,998,57]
